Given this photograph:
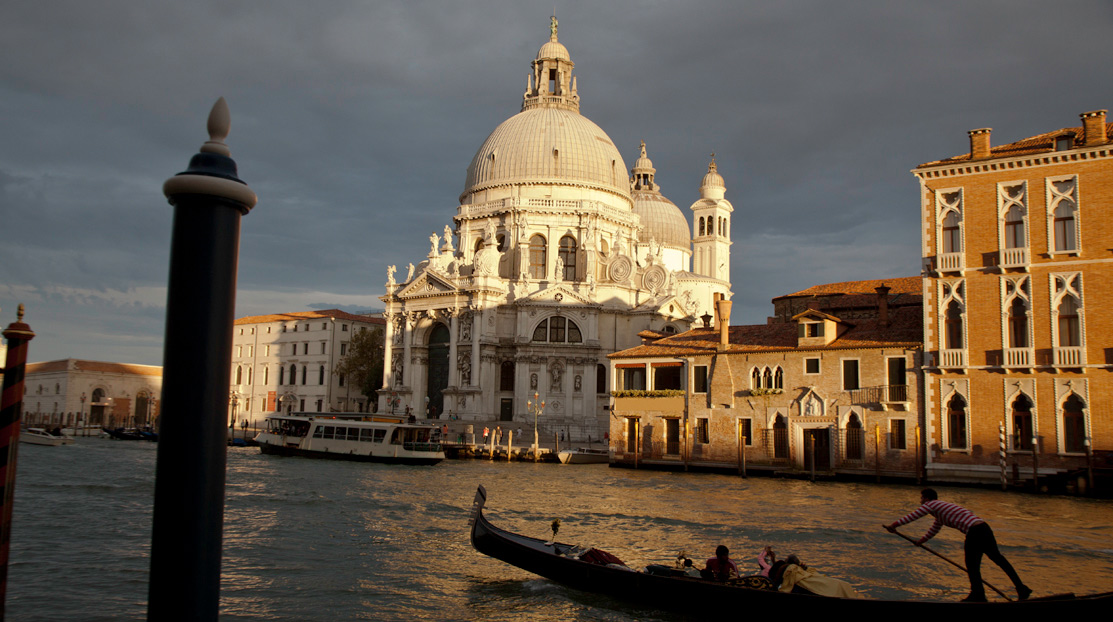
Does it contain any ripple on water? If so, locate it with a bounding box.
[8,440,1113,620]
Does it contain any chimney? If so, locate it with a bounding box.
[875,284,891,328]
[1081,110,1108,146]
[968,128,992,159]
[715,297,732,347]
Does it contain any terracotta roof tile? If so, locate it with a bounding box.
[234,309,384,325]
[610,306,921,359]
[27,359,163,377]
[774,276,920,300]
[917,122,1113,168]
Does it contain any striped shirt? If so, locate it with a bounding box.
[893,500,984,542]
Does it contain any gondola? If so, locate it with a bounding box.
[468,485,1113,615]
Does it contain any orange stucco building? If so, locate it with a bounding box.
[915,110,1113,488]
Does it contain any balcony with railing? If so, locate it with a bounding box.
[937,252,964,274]
[939,349,967,369]
[849,385,910,410]
[1053,346,1085,367]
[998,247,1030,270]
[1003,347,1034,369]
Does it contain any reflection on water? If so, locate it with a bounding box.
[8,438,1113,620]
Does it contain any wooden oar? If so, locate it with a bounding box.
[885,527,1012,601]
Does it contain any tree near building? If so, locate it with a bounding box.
[334,328,384,406]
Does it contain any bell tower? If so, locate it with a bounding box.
[690,156,733,283]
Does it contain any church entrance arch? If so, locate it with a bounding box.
[426,323,450,418]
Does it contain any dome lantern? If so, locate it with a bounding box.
[523,16,579,113]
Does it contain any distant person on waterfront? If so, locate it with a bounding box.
[885,488,1031,602]
[703,545,738,581]
[483,427,489,443]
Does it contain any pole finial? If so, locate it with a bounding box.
[16,303,24,323]
[201,97,232,157]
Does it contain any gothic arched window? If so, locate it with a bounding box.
[947,394,968,449]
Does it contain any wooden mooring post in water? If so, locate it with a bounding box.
[0,305,35,620]
[148,98,256,622]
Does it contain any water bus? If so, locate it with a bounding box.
[256,412,444,465]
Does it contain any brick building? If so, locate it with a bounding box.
[231,309,385,423]
[608,280,923,477]
[915,109,1113,487]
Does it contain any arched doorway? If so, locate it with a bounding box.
[426,323,450,418]
[90,388,106,426]
[135,392,150,427]
[773,415,788,460]
[845,413,863,460]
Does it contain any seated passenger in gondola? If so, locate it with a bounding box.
[757,545,776,577]
[769,555,861,598]
[702,545,739,581]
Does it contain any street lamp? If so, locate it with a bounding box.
[526,391,545,462]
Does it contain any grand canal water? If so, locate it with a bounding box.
[8,437,1113,620]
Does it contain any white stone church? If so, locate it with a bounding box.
[379,20,733,440]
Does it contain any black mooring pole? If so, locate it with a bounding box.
[148,98,256,621]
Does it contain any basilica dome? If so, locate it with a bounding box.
[462,108,630,201]
[460,26,629,204]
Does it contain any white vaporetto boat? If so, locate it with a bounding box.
[255,413,445,465]
[20,428,75,446]
[556,447,610,464]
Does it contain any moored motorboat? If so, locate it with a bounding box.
[255,412,445,465]
[556,447,609,464]
[20,428,75,446]
[467,485,1113,615]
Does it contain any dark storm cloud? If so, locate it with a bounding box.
[1,0,1110,364]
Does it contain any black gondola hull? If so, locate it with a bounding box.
[467,485,1113,616]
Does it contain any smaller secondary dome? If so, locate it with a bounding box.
[633,193,691,250]
[701,155,725,189]
[630,142,691,249]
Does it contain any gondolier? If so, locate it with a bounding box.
[885,488,1031,602]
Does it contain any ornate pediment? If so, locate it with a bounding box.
[650,295,694,319]
[397,269,459,299]
[516,283,599,308]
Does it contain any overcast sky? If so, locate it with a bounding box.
[1,1,1110,366]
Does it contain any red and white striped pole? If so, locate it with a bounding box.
[0,304,35,618]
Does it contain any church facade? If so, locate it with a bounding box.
[378,21,733,440]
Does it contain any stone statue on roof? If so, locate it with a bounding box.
[386,265,396,287]
[406,263,415,282]
[429,232,440,256]
[443,225,455,252]
[550,15,558,39]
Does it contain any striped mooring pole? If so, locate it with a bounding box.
[0,304,35,619]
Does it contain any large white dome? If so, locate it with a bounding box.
[461,108,630,203]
